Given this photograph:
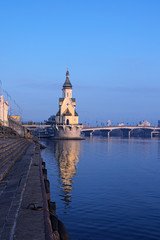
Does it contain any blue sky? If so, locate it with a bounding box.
[0,0,160,125]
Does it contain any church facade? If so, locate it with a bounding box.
[55,69,79,125]
[54,69,83,139]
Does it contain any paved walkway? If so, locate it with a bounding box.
[0,139,16,145]
[0,143,49,240]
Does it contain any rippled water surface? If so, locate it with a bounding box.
[41,137,160,240]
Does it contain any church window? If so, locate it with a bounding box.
[66,119,69,125]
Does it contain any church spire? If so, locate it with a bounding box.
[63,68,72,89]
[66,67,69,79]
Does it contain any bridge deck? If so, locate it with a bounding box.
[82,126,160,131]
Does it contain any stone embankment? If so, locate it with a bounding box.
[0,125,20,138]
[0,136,70,240]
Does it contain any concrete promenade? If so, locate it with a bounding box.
[0,140,53,240]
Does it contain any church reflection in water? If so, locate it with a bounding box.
[53,140,81,208]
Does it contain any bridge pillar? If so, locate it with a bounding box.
[121,129,132,138]
[83,131,94,137]
[128,130,131,138]
[100,129,112,137]
[107,130,112,137]
[151,131,154,138]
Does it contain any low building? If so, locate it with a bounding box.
[107,120,111,126]
[138,120,151,127]
[118,123,124,126]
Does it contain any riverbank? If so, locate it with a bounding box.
[0,137,70,240]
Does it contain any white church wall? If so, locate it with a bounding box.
[0,95,9,126]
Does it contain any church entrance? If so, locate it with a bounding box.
[66,119,69,125]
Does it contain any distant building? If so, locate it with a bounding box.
[118,123,124,126]
[0,95,9,126]
[107,120,111,126]
[138,120,151,127]
[158,120,160,127]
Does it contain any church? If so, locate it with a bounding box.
[55,69,79,125]
[54,69,83,139]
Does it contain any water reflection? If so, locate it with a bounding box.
[41,137,160,240]
[158,140,160,161]
[53,140,81,209]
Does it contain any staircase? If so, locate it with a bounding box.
[0,138,31,181]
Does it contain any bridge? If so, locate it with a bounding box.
[23,124,160,138]
[81,126,160,137]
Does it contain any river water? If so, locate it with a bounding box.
[41,137,160,240]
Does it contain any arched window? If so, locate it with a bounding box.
[66,119,69,125]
